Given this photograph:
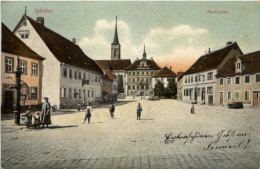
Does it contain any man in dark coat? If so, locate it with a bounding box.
[137,103,142,120]
[41,97,51,128]
[109,103,115,119]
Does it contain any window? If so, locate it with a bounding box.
[142,72,144,75]
[195,76,197,82]
[79,71,82,79]
[128,85,131,90]
[69,88,72,97]
[63,67,67,77]
[208,72,213,80]
[23,21,27,26]
[228,92,232,100]
[61,88,66,98]
[137,86,139,90]
[235,76,240,84]
[235,91,240,100]
[129,72,131,75]
[69,69,73,78]
[74,70,77,79]
[199,74,201,81]
[74,89,77,98]
[142,63,144,67]
[29,87,37,100]
[227,77,232,84]
[236,63,241,69]
[79,89,81,98]
[95,75,97,82]
[220,78,223,85]
[32,63,38,76]
[20,60,27,74]
[133,78,135,82]
[92,91,94,97]
[133,72,135,75]
[137,72,139,75]
[245,91,250,100]
[88,90,90,97]
[83,73,86,79]
[207,87,213,94]
[256,74,260,82]
[245,75,250,83]
[5,57,14,73]
[133,85,135,89]
[202,75,205,81]
[191,77,193,83]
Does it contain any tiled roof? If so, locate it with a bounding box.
[184,42,241,75]
[2,23,43,60]
[177,72,185,81]
[95,59,131,71]
[105,71,116,81]
[152,66,177,78]
[125,59,161,70]
[25,16,103,74]
[216,50,260,77]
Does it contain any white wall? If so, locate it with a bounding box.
[14,17,61,107]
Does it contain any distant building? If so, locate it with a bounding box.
[182,42,243,105]
[1,23,44,113]
[101,71,117,103]
[151,66,177,89]
[13,13,103,108]
[125,45,161,96]
[95,16,131,98]
[216,50,260,107]
[177,72,185,101]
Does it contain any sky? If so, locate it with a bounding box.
[1,1,260,72]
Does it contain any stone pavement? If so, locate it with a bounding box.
[1,98,260,169]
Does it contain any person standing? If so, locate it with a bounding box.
[137,103,142,120]
[109,103,115,119]
[83,103,92,124]
[191,103,195,114]
[41,97,51,128]
[77,103,81,112]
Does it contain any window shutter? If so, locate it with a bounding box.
[29,87,32,100]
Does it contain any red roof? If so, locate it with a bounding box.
[2,23,43,60]
[216,50,260,77]
[105,71,116,81]
[95,59,131,71]
[184,42,242,75]
[152,66,177,78]
[23,16,103,74]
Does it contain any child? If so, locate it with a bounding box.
[34,112,41,128]
[25,110,32,128]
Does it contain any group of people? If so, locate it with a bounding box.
[81,102,143,124]
[25,97,52,128]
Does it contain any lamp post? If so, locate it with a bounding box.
[10,56,22,125]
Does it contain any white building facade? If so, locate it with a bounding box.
[13,14,103,108]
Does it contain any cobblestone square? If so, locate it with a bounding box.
[1,98,260,169]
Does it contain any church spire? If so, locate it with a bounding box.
[25,6,27,15]
[112,16,120,45]
[143,44,147,59]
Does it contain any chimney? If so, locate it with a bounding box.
[72,38,77,44]
[36,17,44,25]
[208,48,211,53]
[226,41,233,46]
[151,57,153,60]
[170,66,172,70]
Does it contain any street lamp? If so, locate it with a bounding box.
[9,56,22,125]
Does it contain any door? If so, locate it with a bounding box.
[202,88,205,101]
[3,90,14,113]
[208,95,213,106]
[219,92,224,106]
[253,92,259,107]
[194,89,197,100]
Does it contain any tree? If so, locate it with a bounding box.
[154,80,165,97]
[166,78,177,98]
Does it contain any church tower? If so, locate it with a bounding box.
[111,16,121,60]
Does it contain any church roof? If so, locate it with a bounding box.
[152,66,177,78]
[111,16,120,45]
[95,59,131,71]
[2,22,44,60]
[125,59,161,70]
[216,50,260,77]
[183,42,242,76]
[22,16,103,74]
[105,71,116,81]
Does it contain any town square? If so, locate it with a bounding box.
[1,1,260,169]
[2,98,260,169]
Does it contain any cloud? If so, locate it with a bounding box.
[79,21,212,72]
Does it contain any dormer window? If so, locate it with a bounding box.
[23,21,27,26]
[236,63,241,70]
[18,30,29,39]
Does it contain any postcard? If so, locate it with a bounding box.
[1,1,260,169]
